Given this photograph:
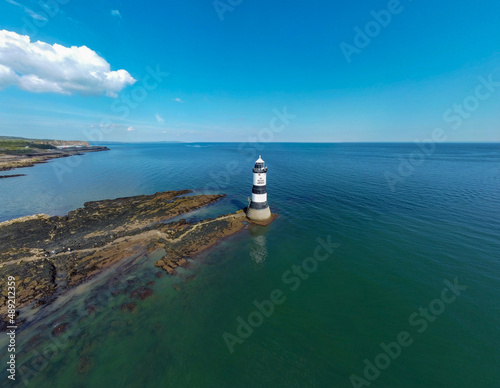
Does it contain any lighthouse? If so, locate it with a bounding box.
[246,155,272,221]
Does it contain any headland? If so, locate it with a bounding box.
[0,136,109,175]
[0,190,275,329]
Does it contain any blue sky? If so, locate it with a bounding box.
[0,0,499,142]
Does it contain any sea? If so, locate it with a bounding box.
[0,142,499,388]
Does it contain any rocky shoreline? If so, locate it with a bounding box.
[0,174,26,179]
[0,190,262,328]
[0,145,109,172]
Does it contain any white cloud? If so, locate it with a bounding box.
[25,7,47,21]
[162,130,167,134]
[173,97,183,103]
[0,30,136,97]
[127,126,135,131]
[155,113,165,123]
[111,9,121,18]
[0,64,17,89]
[5,0,47,21]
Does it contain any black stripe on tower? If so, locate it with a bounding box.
[249,201,268,210]
[252,185,267,194]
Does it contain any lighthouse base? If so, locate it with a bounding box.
[246,202,271,221]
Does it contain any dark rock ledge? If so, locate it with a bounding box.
[0,190,251,327]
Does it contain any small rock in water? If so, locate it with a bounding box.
[52,322,70,337]
[130,286,153,300]
[120,302,136,313]
[86,305,97,314]
[77,356,95,375]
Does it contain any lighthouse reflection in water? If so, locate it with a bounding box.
[250,234,268,268]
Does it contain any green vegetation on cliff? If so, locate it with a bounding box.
[0,138,57,155]
[0,136,107,173]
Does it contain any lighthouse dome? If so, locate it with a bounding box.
[253,155,267,173]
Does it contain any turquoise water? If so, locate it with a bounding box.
[1,143,499,387]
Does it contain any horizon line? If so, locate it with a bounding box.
[89,141,500,144]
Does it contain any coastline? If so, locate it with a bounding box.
[0,146,109,173]
[0,190,275,330]
[0,174,26,179]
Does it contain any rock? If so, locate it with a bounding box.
[0,189,243,315]
[77,356,94,375]
[52,322,70,337]
[185,274,198,282]
[86,305,97,314]
[33,300,46,308]
[167,261,178,269]
[120,302,136,313]
[146,280,155,286]
[25,334,42,351]
[130,287,153,300]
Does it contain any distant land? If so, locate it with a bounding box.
[89,140,185,144]
[0,136,109,177]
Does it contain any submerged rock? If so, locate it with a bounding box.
[51,322,70,337]
[77,356,95,375]
[130,287,153,300]
[120,302,137,313]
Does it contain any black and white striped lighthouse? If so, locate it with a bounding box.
[246,155,272,221]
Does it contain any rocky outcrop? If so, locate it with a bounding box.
[154,210,247,274]
[0,190,249,327]
[0,174,26,179]
[0,140,109,172]
[36,140,90,147]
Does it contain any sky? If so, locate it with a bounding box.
[0,0,499,142]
